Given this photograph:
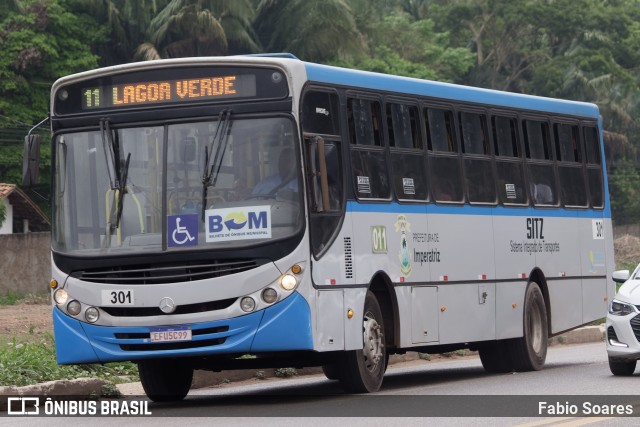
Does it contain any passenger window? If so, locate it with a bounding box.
[301,90,340,135]
[584,126,601,165]
[350,150,390,199]
[348,98,383,146]
[584,126,603,208]
[554,123,581,163]
[588,168,604,208]
[529,164,557,206]
[493,116,526,205]
[523,120,551,160]
[430,156,464,202]
[390,153,427,201]
[387,103,421,149]
[425,108,456,153]
[559,166,587,207]
[493,116,519,157]
[459,112,489,155]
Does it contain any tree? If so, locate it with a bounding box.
[68,0,157,66]
[609,160,640,225]
[134,0,259,60]
[0,0,104,124]
[254,0,365,62]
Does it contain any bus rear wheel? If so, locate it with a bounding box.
[479,340,513,373]
[510,282,548,372]
[138,359,193,402]
[339,291,386,393]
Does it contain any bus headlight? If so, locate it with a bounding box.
[53,289,68,305]
[240,297,256,312]
[262,288,278,304]
[67,300,81,316]
[85,307,99,323]
[280,274,298,291]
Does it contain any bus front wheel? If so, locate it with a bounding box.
[339,291,387,393]
[510,282,548,371]
[138,359,193,402]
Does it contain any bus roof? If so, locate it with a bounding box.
[303,61,600,119]
[51,54,600,120]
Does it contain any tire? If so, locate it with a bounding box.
[609,357,637,376]
[339,291,387,393]
[509,282,548,372]
[479,340,513,373]
[321,363,343,381]
[138,359,193,402]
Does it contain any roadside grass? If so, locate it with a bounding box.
[0,291,50,306]
[0,333,138,387]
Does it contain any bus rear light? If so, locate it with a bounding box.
[240,297,256,312]
[54,289,68,305]
[67,300,81,316]
[262,288,277,304]
[85,307,99,323]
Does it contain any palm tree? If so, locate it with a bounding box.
[134,0,259,60]
[71,0,163,65]
[254,0,365,62]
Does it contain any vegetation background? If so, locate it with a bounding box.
[2,0,640,223]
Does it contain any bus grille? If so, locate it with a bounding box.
[119,337,227,351]
[630,314,640,342]
[73,259,263,285]
[102,297,237,317]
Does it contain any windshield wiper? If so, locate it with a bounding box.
[201,109,232,221]
[100,119,131,247]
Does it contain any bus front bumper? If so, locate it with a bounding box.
[52,292,313,364]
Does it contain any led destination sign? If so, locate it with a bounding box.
[82,74,254,110]
[54,66,288,115]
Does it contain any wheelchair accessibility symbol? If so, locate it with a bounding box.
[168,214,198,247]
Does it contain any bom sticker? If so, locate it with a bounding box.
[205,206,271,242]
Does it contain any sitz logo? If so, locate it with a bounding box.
[205,205,271,243]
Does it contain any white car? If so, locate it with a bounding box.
[607,265,640,375]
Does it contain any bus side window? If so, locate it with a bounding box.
[524,119,557,206]
[493,115,527,205]
[584,126,604,208]
[387,103,426,201]
[348,97,390,200]
[301,91,340,135]
[425,107,463,203]
[460,111,496,204]
[555,123,587,207]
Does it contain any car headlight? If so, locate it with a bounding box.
[609,299,637,316]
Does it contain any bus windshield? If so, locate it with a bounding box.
[52,116,302,255]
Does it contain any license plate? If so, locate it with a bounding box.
[149,326,192,342]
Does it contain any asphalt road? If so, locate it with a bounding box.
[5,342,639,426]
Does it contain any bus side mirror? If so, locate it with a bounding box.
[22,134,41,187]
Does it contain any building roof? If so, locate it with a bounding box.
[0,183,50,230]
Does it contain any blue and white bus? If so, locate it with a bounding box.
[29,54,614,400]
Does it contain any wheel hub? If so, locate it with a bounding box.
[363,312,384,371]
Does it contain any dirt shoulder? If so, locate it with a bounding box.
[0,302,53,345]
